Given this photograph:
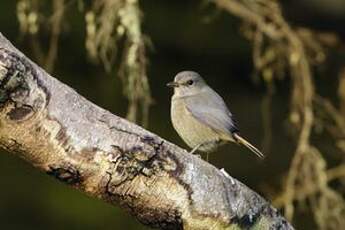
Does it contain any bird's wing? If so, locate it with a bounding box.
[184,88,238,136]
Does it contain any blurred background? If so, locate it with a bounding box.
[0,0,345,229]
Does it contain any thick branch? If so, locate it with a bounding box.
[0,33,292,230]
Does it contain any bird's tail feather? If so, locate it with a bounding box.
[233,133,264,159]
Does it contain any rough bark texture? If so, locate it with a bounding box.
[0,32,293,230]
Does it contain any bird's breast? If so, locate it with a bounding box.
[170,97,223,152]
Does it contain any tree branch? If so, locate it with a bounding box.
[0,32,292,230]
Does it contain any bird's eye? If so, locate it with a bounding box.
[187,80,194,85]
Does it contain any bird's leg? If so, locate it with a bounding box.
[189,143,202,155]
[189,142,214,162]
[189,143,212,162]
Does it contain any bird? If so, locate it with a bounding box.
[167,71,264,159]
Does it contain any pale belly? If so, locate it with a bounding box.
[171,98,226,152]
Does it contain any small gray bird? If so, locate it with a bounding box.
[167,71,264,159]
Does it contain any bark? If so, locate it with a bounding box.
[0,32,293,230]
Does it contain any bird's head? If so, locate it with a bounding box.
[167,71,207,97]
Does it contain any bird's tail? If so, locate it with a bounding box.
[233,133,264,159]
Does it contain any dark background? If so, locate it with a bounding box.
[0,0,345,229]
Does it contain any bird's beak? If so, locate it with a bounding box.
[166,81,179,88]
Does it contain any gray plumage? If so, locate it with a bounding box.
[167,71,264,158]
